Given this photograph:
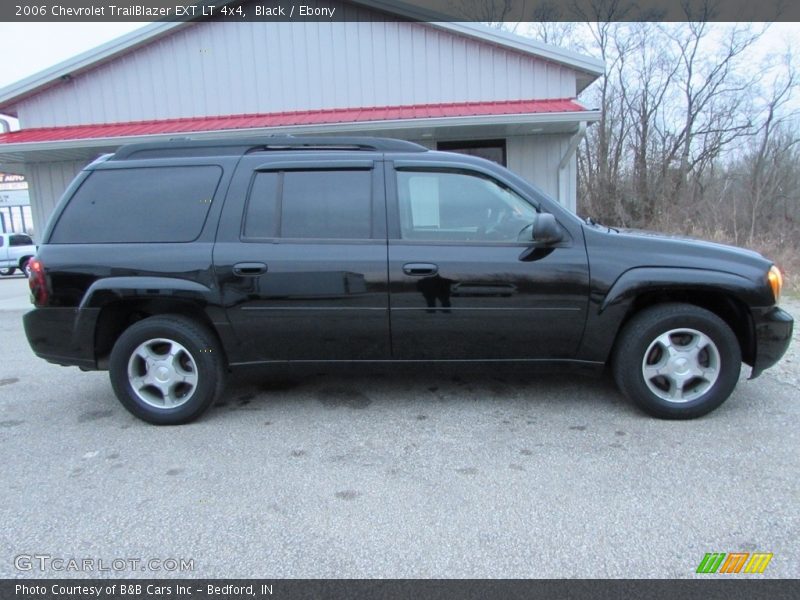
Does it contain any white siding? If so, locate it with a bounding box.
[507,135,576,211]
[26,161,85,241]
[17,19,577,128]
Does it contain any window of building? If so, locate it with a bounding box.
[244,170,372,240]
[437,139,507,166]
[50,166,222,244]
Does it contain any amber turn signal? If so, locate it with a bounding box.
[768,265,783,303]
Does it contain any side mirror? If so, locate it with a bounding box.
[532,213,563,245]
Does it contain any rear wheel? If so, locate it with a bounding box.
[109,315,225,424]
[20,257,32,278]
[613,303,741,419]
[0,267,15,276]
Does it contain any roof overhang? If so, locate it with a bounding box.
[0,109,599,170]
[434,23,604,93]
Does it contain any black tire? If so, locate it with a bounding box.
[0,267,15,276]
[19,257,32,278]
[109,315,226,425]
[612,303,741,419]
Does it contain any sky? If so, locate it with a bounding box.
[0,21,797,97]
[0,23,145,89]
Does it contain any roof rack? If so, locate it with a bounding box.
[112,135,428,160]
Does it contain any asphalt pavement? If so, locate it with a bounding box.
[0,275,797,578]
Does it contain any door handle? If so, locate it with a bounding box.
[402,263,439,276]
[233,262,267,276]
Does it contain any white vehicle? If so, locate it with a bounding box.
[0,232,36,276]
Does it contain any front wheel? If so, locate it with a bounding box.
[109,315,226,424]
[612,303,741,419]
[0,267,16,276]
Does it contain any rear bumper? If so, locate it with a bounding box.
[750,306,794,378]
[23,307,99,369]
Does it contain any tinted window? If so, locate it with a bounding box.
[243,172,279,239]
[50,166,222,243]
[244,170,372,240]
[396,170,537,242]
[10,234,33,246]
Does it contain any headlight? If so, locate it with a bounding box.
[768,265,783,303]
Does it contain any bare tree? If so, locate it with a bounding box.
[448,0,520,29]
[745,55,799,244]
[525,2,579,47]
[615,22,679,223]
[661,20,764,200]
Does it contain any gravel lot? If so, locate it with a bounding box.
[0,275,797,579]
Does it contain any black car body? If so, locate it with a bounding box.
[23,136,793,424]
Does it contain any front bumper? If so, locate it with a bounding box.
[750,306,794,378]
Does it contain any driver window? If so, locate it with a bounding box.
[396,170,537,242]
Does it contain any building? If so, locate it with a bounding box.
[0,1,603,238]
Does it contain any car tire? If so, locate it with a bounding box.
[109,315,226,425]
[20,257,32,278]
[612,303,741,419]
[0,267,15,276]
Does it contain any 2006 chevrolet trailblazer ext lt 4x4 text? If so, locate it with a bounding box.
[22,136,793,424]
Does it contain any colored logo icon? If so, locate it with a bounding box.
[696,552,773,574]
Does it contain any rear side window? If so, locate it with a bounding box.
[50,166,222,243]
[244,170,372,240]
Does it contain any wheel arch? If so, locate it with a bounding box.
[613,291,754,367]
[78,277,226,369]
[581,267,765,366]
[93,299,227,368]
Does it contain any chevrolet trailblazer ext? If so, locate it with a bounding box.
[22,136,793,424]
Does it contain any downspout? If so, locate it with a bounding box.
[557,121,586,212]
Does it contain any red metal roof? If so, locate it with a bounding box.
[0,98,587,145]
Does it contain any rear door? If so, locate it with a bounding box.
[386,161,590,360]
[214,153,390,364]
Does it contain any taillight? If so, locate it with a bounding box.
[28,258,49,306]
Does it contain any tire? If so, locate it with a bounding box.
[612,303,741,419]
[0,267,15,276]
[109,315,226,425]
[19,257,32,278]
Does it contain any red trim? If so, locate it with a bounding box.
[0,98,587,145]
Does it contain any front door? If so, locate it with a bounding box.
[386,163,590,360]
[214,155,390,364]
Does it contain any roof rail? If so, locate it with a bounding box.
[112,135,428,160]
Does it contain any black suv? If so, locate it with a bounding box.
[23,136,793,424]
